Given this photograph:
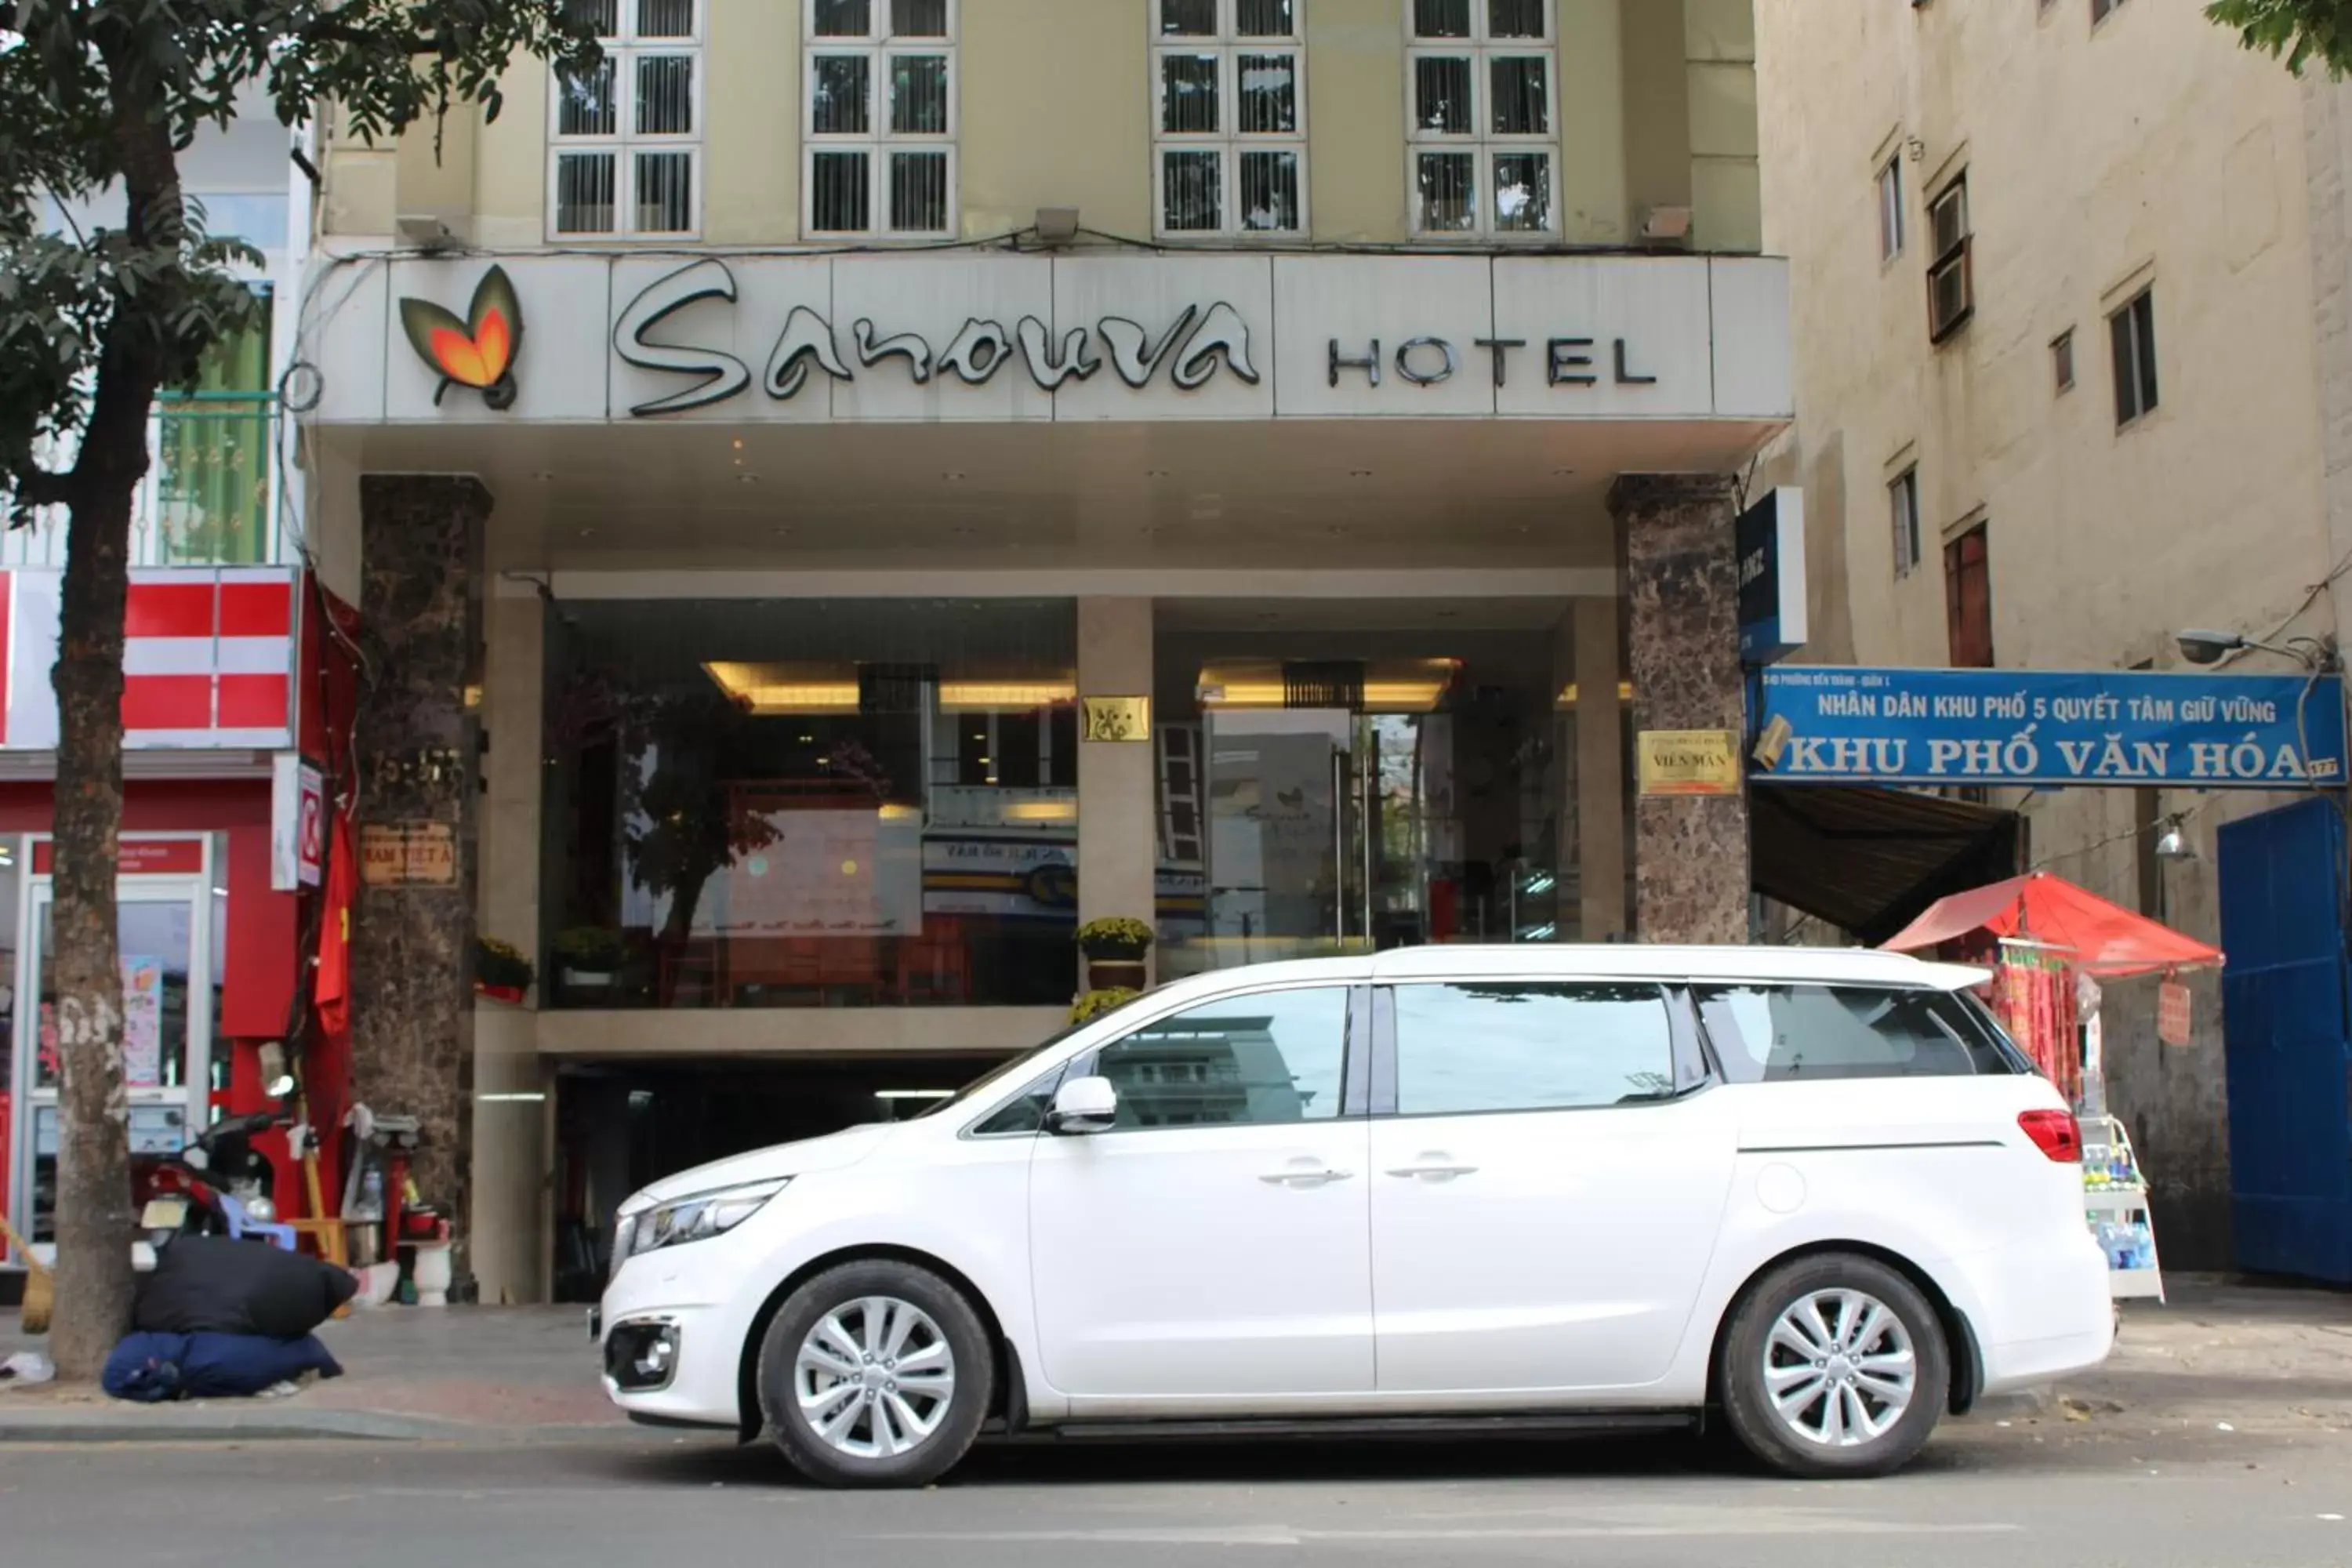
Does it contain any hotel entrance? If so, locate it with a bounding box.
[1154,604,1588,978]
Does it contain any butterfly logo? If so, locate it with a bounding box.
[398,265,523,409]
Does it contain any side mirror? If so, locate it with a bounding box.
[1045,1076,1119,1136]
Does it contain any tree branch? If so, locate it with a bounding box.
[8,467,74,514]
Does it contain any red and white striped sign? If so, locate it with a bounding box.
[0,567,298,750]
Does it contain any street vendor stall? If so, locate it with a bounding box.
[1882,871,2224,1303]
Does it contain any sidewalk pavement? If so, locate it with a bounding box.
[4,1275,2351,1446]
[0,1298,627,1443]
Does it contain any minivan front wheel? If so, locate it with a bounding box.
[1719,1254,1949,1479]
[757,1260,994,1487]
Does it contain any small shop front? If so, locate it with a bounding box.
[0,565,349,1270]
[1748,662,2352,1288]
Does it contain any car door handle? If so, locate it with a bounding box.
[1258,1165,1354,1188]
[1385,1159,1479,1181]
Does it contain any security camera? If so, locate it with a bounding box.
[2175,630,2242,666]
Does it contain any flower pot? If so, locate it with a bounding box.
[1087,958,1147,992]
[475,982,526,1005]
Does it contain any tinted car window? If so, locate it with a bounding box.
[1694,985,2013,1081]
[1090,986,1348,1129]
[1391,982,1677,1116]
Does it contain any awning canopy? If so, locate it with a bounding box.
[1879,869,2223,978]
[1751,784,2021,946]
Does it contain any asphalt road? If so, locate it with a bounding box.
[5,1419,2349,1568]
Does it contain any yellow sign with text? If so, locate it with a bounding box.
[1637,730,1742,797]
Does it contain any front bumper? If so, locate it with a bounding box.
[597,1247,753,1427]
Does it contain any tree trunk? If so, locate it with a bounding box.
[46,92,179,1381]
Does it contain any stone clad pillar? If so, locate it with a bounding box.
[1610,474,1751,945]
[350,474,488,1272]
[1076,598,1157,985]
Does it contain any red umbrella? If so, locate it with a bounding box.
[1880,870,2223,978]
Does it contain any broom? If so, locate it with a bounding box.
[0,1214,52,1334]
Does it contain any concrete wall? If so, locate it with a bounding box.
[1756,0,2339,1268]
[320,0,1761,252]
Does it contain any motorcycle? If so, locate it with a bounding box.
[132,1065,297,1258]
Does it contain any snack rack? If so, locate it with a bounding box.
[2081,1114,2164,1301]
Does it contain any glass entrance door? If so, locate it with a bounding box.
[1196,710,1440,967]
[10,875,212,1250]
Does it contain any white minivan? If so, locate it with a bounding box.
[597,945,2113,1486]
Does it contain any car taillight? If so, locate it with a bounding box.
[2019,1109,2082,1163]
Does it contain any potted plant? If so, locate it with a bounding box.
[554,927,626,991]
[1076,916,1154,992]
[1069,987,1139,1025]
[474,936,535,1005]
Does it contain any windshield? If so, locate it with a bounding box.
[911,985,1167,1119]
[911,1023,1087,1120]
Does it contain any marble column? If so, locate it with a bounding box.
[350,474,488,1277]
[1611,474,1751,945]
[1076,598,1157,987]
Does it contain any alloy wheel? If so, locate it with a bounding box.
[1761,1287,1917,1448]
[793,1295,958,1460]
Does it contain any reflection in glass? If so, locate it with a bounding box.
[813,0,870,36]
[1162,150,1221,232]
[544,601,1079,1009]
[1414,55,1473,133]
[1161,51,1220,134]
[1160,0,1215,34]
[1489,56,1548,136]
[1240,150,1300,231]
[1416,151,1476,231]
[891,54,949,133]
[1414,0,1472,38]
[1494,151,1551,231]
[1094,988,1348,1127]
[1488,0,1546,38]
[811,53,873,135]
[1236,53,1297,134]
[1156,632,1569,979]
[1395,983,1675,1116]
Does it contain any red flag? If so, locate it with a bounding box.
[316,811,356,1038]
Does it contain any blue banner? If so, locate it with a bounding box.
[1752,667,2348,789]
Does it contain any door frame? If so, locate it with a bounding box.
[6,832,218,1261]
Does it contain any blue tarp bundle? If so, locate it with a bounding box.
[103,1330,343,1403]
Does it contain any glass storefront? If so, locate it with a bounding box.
[1151,609,1580,978]
[543,599,1080,1008]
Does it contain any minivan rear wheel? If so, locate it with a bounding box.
[1719,1253,1949,1479]
[757,1259,994,1488]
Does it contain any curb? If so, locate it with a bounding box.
[0,1404,455,1443]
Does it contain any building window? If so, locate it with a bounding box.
[542,597,1080,1011]
[1926,173,1972,341]
[1944,523,1993,668]
[2111,287,2159,427]
[1890,466,1922,577]
[1153,1,1305,237]
[1407,0,1559,238]
[805,0,956,238]
[1876,155,1904,261]
[550,0,703,238]
[2053,328,2075,394]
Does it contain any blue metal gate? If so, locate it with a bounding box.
[2218,797,2352,1283]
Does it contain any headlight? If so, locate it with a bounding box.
[618,1178,789,1267]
